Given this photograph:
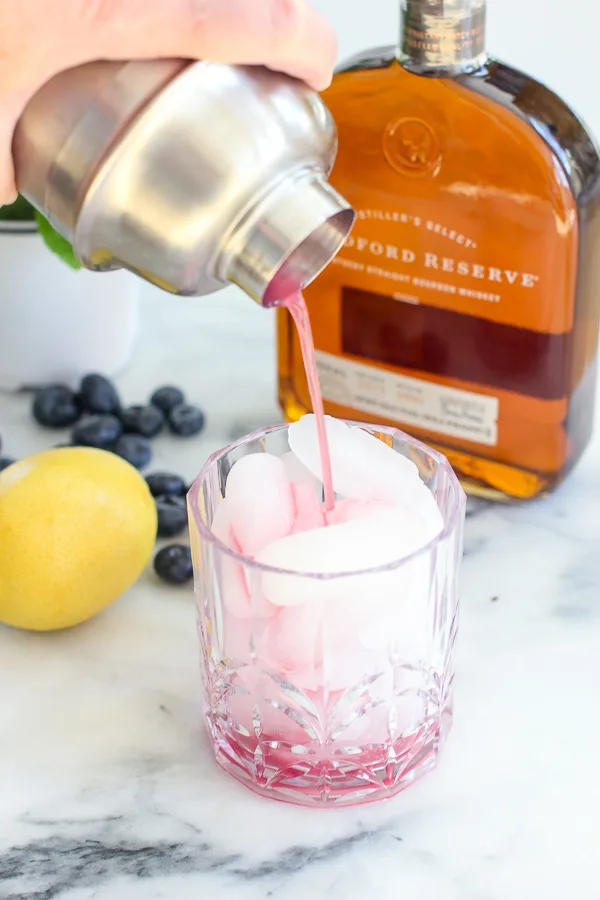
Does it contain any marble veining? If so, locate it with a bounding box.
[1,821,386,899]
[1,286,600,900]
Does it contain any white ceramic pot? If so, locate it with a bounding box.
[0,221,140,391]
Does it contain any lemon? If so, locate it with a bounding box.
[0,447,157,631]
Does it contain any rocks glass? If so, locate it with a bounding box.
[188,421,466,807]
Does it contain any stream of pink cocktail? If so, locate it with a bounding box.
[282,292,335,511]
[202,290,452,806]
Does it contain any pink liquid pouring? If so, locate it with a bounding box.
[198,291,457,807]
[282,291,335,512]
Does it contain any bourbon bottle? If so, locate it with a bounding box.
[277,0,600,501]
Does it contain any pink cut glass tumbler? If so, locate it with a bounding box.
[188,422,466,808]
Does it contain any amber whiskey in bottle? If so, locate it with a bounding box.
[277,0,600,500]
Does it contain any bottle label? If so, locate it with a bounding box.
[340,284,569,401]
[315,349,499,446]
[401,0,486,69]
[332,203,573,336]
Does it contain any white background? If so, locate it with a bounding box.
[312,0,599,137]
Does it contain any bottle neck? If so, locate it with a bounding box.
[400,0,487,74]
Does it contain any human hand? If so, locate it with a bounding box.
[0,0,337,205]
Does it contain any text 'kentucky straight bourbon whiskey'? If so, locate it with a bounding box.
[277,0,600,500]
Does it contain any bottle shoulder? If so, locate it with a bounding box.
[332,50,600,203]
[334,46,397,76]
[459,58,600,202]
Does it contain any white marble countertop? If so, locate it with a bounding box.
[1,286,599,900]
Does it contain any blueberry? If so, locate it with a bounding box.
[154,544,193,585]
[33,384,80,428]
[156,495,188,537]
[113,435,152,469]
[72,414,122,449]
[150,385,185,414]
[120,404,165,438]
[146,471,187,498]
[0,457,16,473]
[79,373,121,415]
[168,404,205,437]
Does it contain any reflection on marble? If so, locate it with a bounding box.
[1,286,600,900]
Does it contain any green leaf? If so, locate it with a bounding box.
[0,194,81,269]
[0,194,35,221]
[34,211,82,270]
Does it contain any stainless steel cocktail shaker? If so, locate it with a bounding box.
[13,59,355,306]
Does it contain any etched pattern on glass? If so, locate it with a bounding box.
[189,423,465,807]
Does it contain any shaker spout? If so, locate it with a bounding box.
[221,171,355,307]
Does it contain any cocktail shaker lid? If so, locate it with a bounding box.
[13,59,354,305]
